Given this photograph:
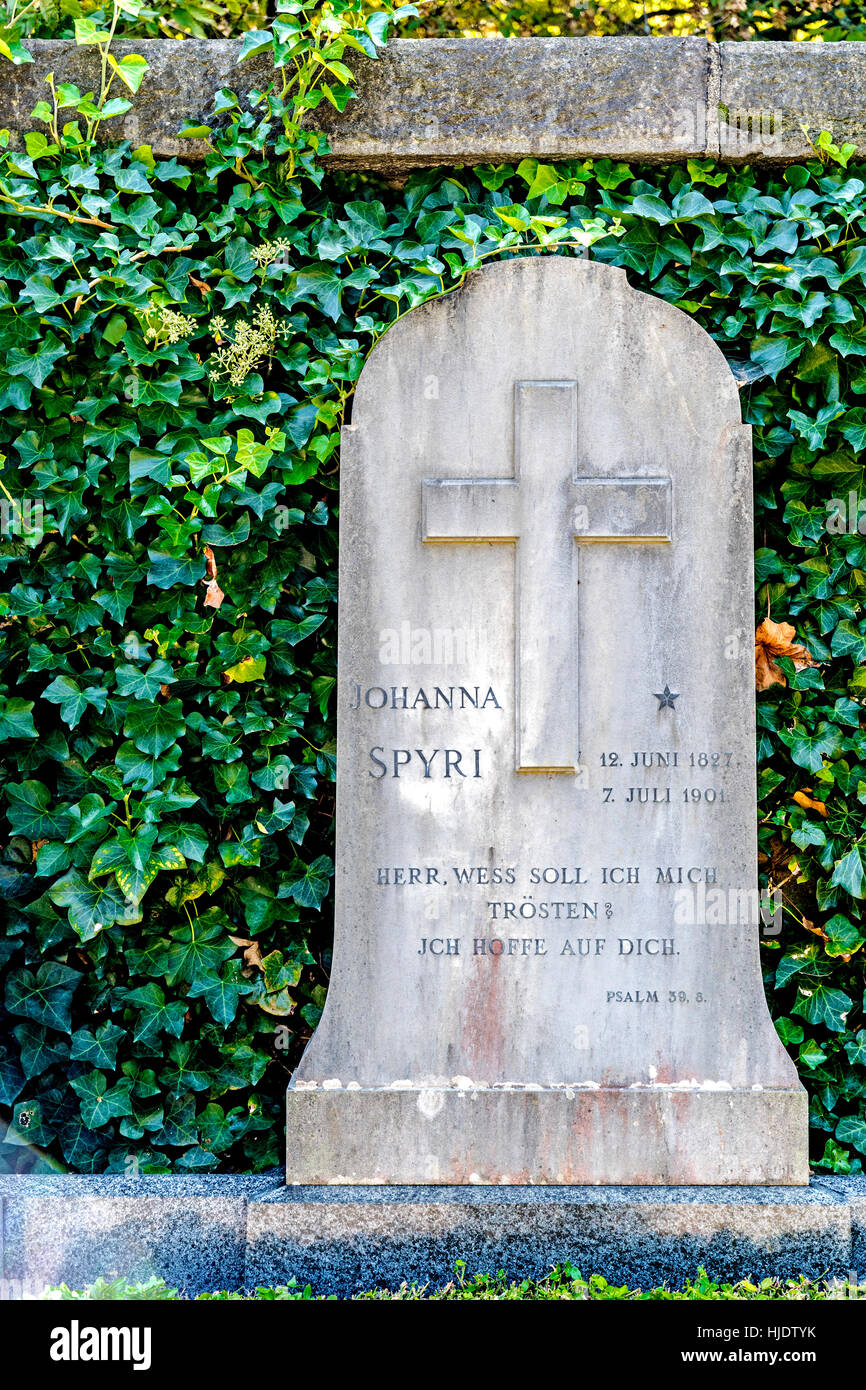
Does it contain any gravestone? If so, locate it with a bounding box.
[286,256,808,1185]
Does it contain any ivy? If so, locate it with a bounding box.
[0,10,865,1176]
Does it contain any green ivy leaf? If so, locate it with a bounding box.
[123,699,185,755]
[792,983,853,1033]
[5,962,82,1034]
[785,723,842,774]
[146,550,206,589]
[70,1070,134,1127]
[49,869,141,939]
[124,984,188,1046]
[115,660,177,700]
[42,675,108,728]
[5,780,70,840]
[0,698,37,740]
[70,1021,127,1070]
[154,1092,198,1147]
[824,913,866,956]
[279,855,334,910]
[835,1114,866,1154]
[187,966,250,1026]
[13,1021,70,1079]
[831,620,866,663]
[832,846,866,899]
[774,1016,805,1047]
[164,915,236,987]
[115,740,183,791]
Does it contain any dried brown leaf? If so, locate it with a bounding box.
[793,789,828,818]
[755,619,816,691]
[803,919,828,944]
[201,543,225,610]
[243,942,264,972]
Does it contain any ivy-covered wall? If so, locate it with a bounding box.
[1,15,865,1174]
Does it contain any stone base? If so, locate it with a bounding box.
[285,1086,809,1185]
[2,1174,857,1297]
[0,1174,278,1296]
[249,1182,848,1297]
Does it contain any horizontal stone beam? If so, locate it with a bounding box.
[0,38,865,170]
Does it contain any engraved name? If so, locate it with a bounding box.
[350,683,501,710]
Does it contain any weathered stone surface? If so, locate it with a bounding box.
[717,41,866,161]
[248,1183,850,1296]
[0,36,709,165]
[0,38,273,160]
[0,37,710,166]
[314,36,710,169]
[285,254,807,1184]
[285,1090,807,1185]
[0,1173,278,1294]
[0,37,865,166]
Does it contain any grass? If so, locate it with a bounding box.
[42,1265,866,1301]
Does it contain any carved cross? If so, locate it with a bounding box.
[423,380,671,772]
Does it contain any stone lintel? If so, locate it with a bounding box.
[0,38,865,167]
[284,1088,810,1186]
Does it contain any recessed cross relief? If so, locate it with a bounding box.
[423,380,673,773]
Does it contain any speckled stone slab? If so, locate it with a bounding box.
[286,256,807,1184]
[814,1174,866,1274]
[0,1173,277,1295]
[248,1182,851,1296]
[0,1175,855,1298]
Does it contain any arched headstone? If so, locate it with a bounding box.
[286,256,807,1184]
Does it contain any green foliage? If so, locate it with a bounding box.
[403,0,866,42]
[0,9,865,1176]
[0,0,265,57]
[45,1265,866,1300]
[356,1263,866,1300]
[47,1274,186,1298]
[6,0,866,51]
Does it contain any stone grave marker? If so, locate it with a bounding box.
[285,256,808,1184]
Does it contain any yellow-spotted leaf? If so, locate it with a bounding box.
[223,655,266,683]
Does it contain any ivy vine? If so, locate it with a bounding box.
[0,10,865,1173]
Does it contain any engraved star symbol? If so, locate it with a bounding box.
[653,685,679,710]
